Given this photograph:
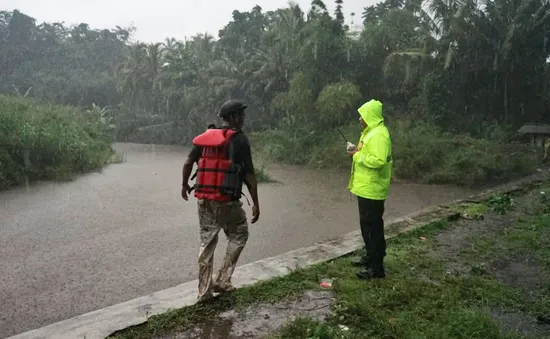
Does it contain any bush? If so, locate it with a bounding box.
[251,123,361,170]
[390,119,537,186]
[315,82,362,127]
[252,119,538,187]
[270,72,315,128]
[0,96,115,190]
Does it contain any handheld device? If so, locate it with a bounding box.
[336,128,348,142]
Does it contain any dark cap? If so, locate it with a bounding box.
[218,100,248,117]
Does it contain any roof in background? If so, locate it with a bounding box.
[518,124,550,135]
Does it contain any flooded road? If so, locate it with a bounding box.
[0,143,477,338]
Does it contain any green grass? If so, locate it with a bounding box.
[267,190,550,339]
[109,184,550,339]
[488,194,515,215]
[251,119,538,188]
[462,212,550,270]
[0,96,116,190]
[451,202,489,219]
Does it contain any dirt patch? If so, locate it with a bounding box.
[490,308,550,337]
[430,186,550,337]
[153,291,334,339]
[432,187,549,275]
[430,218,506,275]
[435,219,483,255]
[489,256,543,294]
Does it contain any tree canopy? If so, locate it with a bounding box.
[1,0,549,142]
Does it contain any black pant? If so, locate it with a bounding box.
[358,197,386,272]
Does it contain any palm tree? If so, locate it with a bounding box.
[269,3,305,81]
[116,42,165,111]
[189,33,216,68]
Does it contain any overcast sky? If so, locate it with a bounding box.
[3,0,377,42]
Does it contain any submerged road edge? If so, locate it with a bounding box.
[7,171,549,339]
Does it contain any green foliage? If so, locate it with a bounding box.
[390,120,537,186]
[488,194,513,215]
[251,123,361,170]
[417,71,451,124]
[270,72,315,127]
[2,0,549,135]
[451,203,489,220]
[0,96,115,189]
[315,82,361,127]
[0,10,129,107]
[253,119,537,187]
[1,0,548,186]
[251,127,319,166]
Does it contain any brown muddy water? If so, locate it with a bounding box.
[0,143,477,338]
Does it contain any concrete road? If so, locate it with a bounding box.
[0,143,477,338]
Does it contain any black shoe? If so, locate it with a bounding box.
[351,257,371,267]
[356,268,386,280]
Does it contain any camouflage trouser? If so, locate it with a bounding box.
[197,199,249,300]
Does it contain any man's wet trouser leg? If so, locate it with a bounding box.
[214,201,249,291]
[197,200,221,300]
[358,197,386,275]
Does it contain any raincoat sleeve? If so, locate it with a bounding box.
[352,132,389,169]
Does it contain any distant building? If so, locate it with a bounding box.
[517,123,550,162]
[518,124,550,148]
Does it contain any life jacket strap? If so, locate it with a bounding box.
[188,185,249,206]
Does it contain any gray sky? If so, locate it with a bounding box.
[3,0,376,42]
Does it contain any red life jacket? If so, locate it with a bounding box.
[192,128,242,201]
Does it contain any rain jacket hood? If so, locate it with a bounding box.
[357,99,383,129]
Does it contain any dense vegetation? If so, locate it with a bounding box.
[0,96,115,189]
[1,0,549,187]
[0,96,114,189]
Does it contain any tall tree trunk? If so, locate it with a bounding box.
[504,72,509,123]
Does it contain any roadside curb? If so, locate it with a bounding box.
[8,171,550,339]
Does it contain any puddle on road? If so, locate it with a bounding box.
[154,291,334,339]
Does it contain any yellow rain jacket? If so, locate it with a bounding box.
[348,100,392,200]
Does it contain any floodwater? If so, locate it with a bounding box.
[0,143,477,338]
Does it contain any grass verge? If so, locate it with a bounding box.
[268,186,550,339]
[109,180,550,339]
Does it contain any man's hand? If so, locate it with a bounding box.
[347,150,357,157]
[251,204,260,224]
[181,184,190,201]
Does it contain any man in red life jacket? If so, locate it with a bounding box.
[181,100,260,301]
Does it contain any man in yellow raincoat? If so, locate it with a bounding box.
[347,99,392,279]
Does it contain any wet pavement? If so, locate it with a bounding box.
[0,143,477,338]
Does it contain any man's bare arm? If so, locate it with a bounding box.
[181,157,194,200]
[244,172,259,206]
[244,172,260,223]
